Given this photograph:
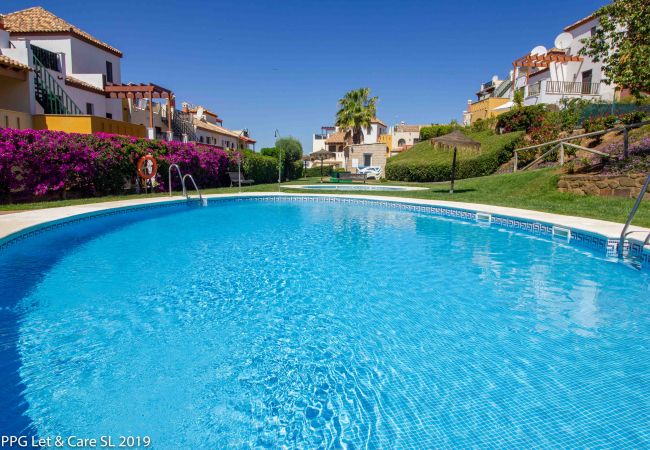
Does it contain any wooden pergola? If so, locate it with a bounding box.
[104,83,174,130]
[511,52,583,84]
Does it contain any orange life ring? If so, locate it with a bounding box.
[137,155,158,180]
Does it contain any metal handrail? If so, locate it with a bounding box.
[168,164,185,196]
[182,173,204,203]
[618,174,650,257]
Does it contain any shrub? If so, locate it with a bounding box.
[419,124,457,140]
[583,114,619,132]
[385,131,523,182]
[305,164,335,177]
[259,137,304,181]
[470,117,496,133]
[620,110,648,124]
[0,129,232,201]
[496,105,547,133]
[241,151,278,184]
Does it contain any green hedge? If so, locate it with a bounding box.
[305,164,335,177]
[242,152,278,184]
[385,131,523,182]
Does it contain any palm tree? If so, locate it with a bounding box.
[335,88,378,145]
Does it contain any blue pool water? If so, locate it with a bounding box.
[1,198,649,448]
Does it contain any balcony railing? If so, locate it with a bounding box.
[546,81,600,95]
[30,45,59,72]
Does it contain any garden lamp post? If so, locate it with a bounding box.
[450,146,457,194]
[430,130,481,195]
[237,129,248,193]
[275,129,281,192]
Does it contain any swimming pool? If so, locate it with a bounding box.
[284,184,428,191]
[1,197,648,448]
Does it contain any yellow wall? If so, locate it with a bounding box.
[0,108,32,130]
[33,115,147,138]
[468,98,511,124]
[378,134,392,155]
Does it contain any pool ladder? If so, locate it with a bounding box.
[618,173,650,258]
[168,164,207,206]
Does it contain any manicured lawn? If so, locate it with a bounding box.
[390,130,522,166]
[2,169,649,227]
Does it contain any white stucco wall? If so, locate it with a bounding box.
[361,123,387,144]
[69,37,121,84]
[312,134,327,153]
[392,130,420,149]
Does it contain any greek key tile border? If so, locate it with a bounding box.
[0,200,188,252]
[1,195,648,271]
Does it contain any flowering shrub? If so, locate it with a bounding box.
[0,129,233,201]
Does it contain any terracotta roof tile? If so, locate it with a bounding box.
[371,118,387,127]
[0,54,30,71]
[65,75,105,94]
[564,13,596,32]
[3,7,122,56]
[193,118,241,138]
[394,124,421,133]
[324,131,346,144]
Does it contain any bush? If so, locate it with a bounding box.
[621,110,648,125]
[496,105,547,133]
[419,124,457,140]
[583,114,619,132]
[470,117,496,133]
[0,129,232,201]
[385,131,523,182]
[260,137,304,181]
[241,151,278,184]
[305,164,335,177]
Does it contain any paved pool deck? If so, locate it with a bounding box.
[0,193,648,247]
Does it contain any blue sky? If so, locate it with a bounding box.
[4,0,605,149]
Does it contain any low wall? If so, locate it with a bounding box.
[0,108,32,130]
[33,115,147,138]
[558,173,650,199]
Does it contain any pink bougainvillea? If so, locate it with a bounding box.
[0,129,234,199]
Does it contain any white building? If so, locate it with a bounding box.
[515,13,617,107]
[1,6,123,119]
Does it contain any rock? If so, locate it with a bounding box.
[595,181,609,189]
[583,184,600,196]
[558,180,569,189]
[619,177,636,187]
[570,188,586,196]
[608,179,620,188]
[613,188,631,197]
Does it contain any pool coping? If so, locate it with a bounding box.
[1,193,649,268]
[282,184,429,191]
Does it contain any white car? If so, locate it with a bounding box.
[357,166,382,179]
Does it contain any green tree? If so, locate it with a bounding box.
[275,137,303,180]
[513,89,524,109]
[335,88,378,144]
[580,0,650,98]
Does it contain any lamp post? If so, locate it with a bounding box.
[275,129,281,192]
[237,129,248,193]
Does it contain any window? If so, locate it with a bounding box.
[398,138,406,147]
[363,154,372,167]
[199,136,204,143]
[590,26,597,36]
[86,103,94,115]
[106,113,112,119]
[106,61,113,83]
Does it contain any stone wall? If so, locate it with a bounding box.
[558,173,649,199]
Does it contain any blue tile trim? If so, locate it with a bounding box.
[1,195,648,272]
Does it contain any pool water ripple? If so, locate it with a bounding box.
[1,199,649,448]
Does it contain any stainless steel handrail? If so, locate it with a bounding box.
[168,164,185,197]
[182,173,204,203]
[618,174,650,257]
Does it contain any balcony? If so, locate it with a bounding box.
[546,81,600,95]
